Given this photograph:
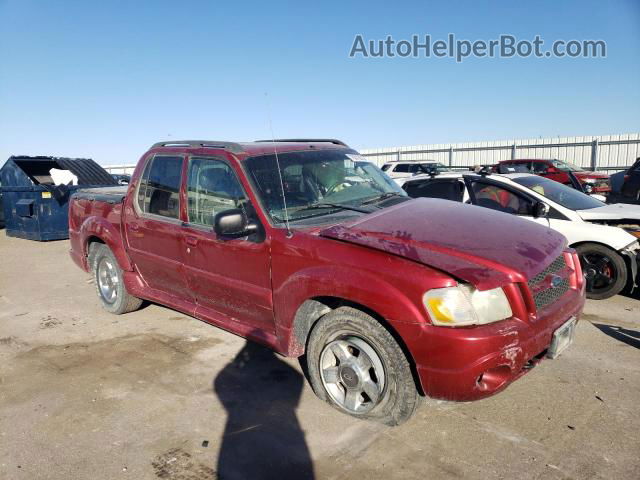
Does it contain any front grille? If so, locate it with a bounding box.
[528,255,570,310]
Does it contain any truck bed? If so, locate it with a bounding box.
[72,186,128,204]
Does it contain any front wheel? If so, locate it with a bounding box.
[306,307,419,426]
[576,243,628,300]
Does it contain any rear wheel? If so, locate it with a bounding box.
[306,307,419,425]
[576,243,627,300]
[90,244,142,314]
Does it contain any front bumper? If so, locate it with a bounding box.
[405,284,586,401]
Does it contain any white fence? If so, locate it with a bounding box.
[101,133,640,174]
[102,164,137,174]
[359,133,640,172]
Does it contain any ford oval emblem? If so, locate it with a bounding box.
[550,275,563,288]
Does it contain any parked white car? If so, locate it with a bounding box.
[381,161,451,183]
[400,172,640,300]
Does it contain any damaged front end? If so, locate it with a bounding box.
[621,241,640,291]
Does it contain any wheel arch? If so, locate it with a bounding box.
[80,217,133,272]
[570,240,629,275]
[292,296,425,396]
[571,240,633,291]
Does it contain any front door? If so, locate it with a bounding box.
[180,155,274,332]
[466,179,550,228]
[125,154,192,301]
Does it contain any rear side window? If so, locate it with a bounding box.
[137,155,183,219]
[500,162,531,173]
[531,162,548,173]
[394,164,410,173]
[404,180,464,201]
[381,164,391,171]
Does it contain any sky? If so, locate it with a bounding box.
[0,0,639,166]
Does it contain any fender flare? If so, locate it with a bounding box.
[80,217,133,272]
[274,265,426,356]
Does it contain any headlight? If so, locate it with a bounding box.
[581,178,596,184]
[423,285,513,327]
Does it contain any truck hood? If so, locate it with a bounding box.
[320,198,566,291]
[577,203,640,221]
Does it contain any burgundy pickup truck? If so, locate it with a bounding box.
[69,139,586,425]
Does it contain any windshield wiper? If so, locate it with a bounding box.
[360,192,405,205]
[294,202,373,214]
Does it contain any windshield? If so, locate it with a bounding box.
[244,149,406,224]
[551,159,585,172]
[512,175,605,210]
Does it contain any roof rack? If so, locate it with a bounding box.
[151,140,244,153]
[254,138,349,147]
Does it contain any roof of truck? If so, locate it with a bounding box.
[148,139,351,158]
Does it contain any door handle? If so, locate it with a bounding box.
[185,236,198,247]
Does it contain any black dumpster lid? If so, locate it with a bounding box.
[8,156,117,186]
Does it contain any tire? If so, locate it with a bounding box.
[576,243,628,300]
[306,307,419,426]
[90,243,143,314]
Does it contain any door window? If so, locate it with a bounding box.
[186,157,246,226]
[500,162,531,173]
[470,181,533,215]
[394,164,410,173]
[137,155,183,219]
[531,162,549,173]
[404,180,464,201]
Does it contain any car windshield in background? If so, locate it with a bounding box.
[551,159,585,172]
[245,149,406,224]
[512,176,605,210]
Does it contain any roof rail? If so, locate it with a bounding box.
[254,138,349,147]
[151,140,244,153]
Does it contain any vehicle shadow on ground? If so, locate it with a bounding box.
[592,323,640,350]
[213,339,315,480]
[620,287,640,301]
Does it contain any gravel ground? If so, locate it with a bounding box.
[1,234,639,480]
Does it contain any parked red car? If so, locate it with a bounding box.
[497,159,611,194]
[69,139,586,425]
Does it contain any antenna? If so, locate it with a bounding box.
[264,92,293,238]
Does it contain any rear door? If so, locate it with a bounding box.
[181,155,274,332]
[391,163,410,179]
[124,154,192,301]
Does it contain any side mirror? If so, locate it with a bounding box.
[214,209,258,237]
[583,184,594,194]
[532,201,550,218]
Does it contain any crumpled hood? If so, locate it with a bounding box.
[577,203,640,221]
[320,198,566,290]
